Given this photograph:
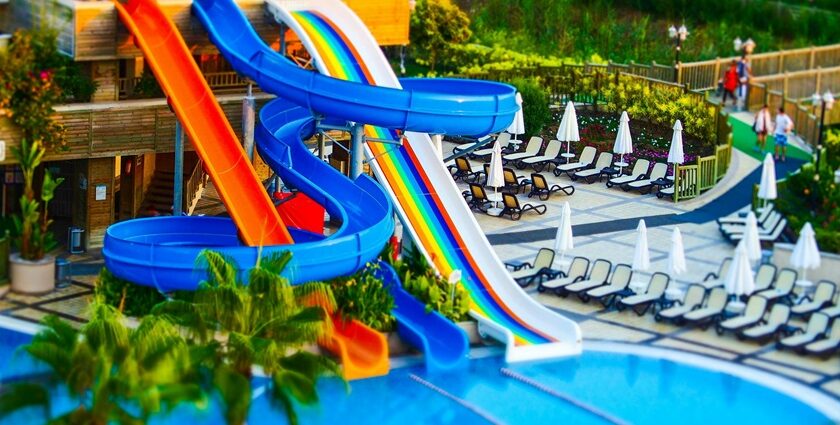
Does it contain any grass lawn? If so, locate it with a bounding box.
[729,116,812,162]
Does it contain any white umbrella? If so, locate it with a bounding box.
[667,120,685,179]
[613,111,633,174]
[668,227,687,284]
[556,101,580,161]
[632,219,651,272]
[554,201,574,265]
[757,153,777,207]
[725,240,756,305]
[486,139,505,216]
[507,92,525,141]
[790,222,821,282]
[743,211,763,264]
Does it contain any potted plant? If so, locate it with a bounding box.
[9,138,63,294]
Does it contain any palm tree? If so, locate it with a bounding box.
[0,300,205,424]
[153,249,342,425]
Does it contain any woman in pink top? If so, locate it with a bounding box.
[753,104,773,152]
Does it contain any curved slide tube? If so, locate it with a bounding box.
[253,0,581,361]
[375,262,469,372]
[110,0,290,246]
[106,0,394,380]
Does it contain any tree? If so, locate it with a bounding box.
[0,302,204,424]
[510,78,550,138]
[410,0,472,72]
[152,250,342,425]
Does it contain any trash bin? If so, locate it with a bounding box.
[55,258,71,288]
[68,227,85,254]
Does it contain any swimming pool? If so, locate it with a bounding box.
[1,319,837,425]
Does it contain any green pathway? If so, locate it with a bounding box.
[729,116,812,161]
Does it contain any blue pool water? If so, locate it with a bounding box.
[1,326,835,425]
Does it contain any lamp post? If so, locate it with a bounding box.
[668,25,689,83]
[812,90,835,169]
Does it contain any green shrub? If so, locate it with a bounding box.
[329,265,396,332]
[95,268,167,317]
[776,163,840,254]
[385,246,472,323]
[510,78,551,139]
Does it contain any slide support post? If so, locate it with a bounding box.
[173,120,184,215]
[350,122,365,178]
[431,134,443,159]
[243,83,256,161]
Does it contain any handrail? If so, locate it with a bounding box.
[183,158,207,214]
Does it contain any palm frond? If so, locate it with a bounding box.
[0,382,50,419]
[258,251,293,275]
[213,365,251,425]
[196,250,239,288]
[294,282,337,313]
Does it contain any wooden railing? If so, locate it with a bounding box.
[117,71,250,100]
[184,158,208,214]
[673,142,733,202]
[678,43,840,90]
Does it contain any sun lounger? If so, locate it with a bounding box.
[739,303,791,343]
[506,248,555,287]
[700,257,732,289]
[499,193,546,221]
[717,203,775,225]
[503,136,543,163]
[623,162,668,193]
[452,157,483,182]
[585,266,633,307]
[716,295,769,335]
[791,281,836,318]
[606,159,650,188]
[538,257,589,294]
[502,168,531,194]
[683,287,729,329]
[778,313,831,352]
[527,173,574,200]
[817,282,840,318]
[463,183,493,212]
[755,268,797,304]
[720,210,782,234]
[752,264,777,292]
[453,134,494,155]
[471,133,513,157]
[554,146,597,178]
[573,152,614,183]
[572,264,632,302]
[655,284,706,324]
[617,272,670,316]
[520,140,564,171]
[804,319,840,357]
[561,259,612,297]
[726,214,788,243]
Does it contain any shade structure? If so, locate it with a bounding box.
[668,227,687,277]
[743,211,763,263]
[757,153,777,204]
[556,101,580,156]
[487,139,505,214]
[554,201,574,264]
[667,120,685,178]
[507,92,525,140]
[613,111,633,173]
[632,219,651,272]
[725,240,756,298]
[790,222,821,281]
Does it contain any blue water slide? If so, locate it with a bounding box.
[191,0,517,137]
[374,262,469,372]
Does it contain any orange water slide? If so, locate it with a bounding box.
[112,0,292,246]
[324,314,389,380]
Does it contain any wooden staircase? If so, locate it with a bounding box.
[139,153,205,216]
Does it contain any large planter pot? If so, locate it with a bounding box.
[10,253,55,294]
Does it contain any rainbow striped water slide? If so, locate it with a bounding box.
[266,0,581,361]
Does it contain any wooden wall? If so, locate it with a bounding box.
[85,156,115,249]
[344,0,409,46]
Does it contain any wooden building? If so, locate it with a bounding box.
[0,0,410,250]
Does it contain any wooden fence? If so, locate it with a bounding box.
[673,143,733,202]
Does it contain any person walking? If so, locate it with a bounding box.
[773,107,794,162]
[736,55,752,111]
[722,60,739,107]
[753,104,773,152]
